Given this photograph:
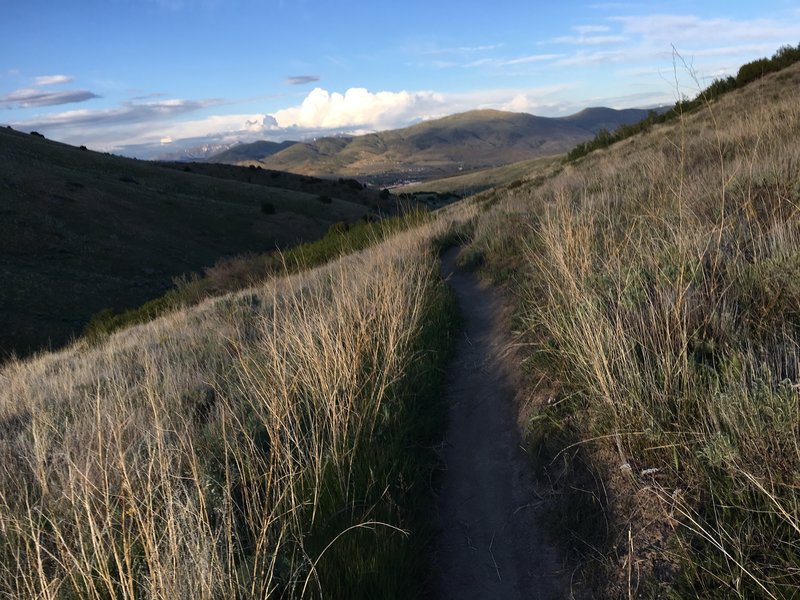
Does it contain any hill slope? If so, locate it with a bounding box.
[213,107,653,185]
[0,127,389,359]
[205,140,298,164]
[459,60,800,597]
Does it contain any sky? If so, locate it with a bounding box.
[2,0,799,157]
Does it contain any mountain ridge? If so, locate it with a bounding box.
[210,107,655,185]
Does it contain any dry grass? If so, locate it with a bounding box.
[0,213,471,599]
[464,63,800,597]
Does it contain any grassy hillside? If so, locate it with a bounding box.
[460,60,800,597]
[156,160,397,210]
[0,128,390,360]
[215,108,652,186]
[0,214,469,599]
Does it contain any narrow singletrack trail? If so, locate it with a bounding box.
[430,247,566,600]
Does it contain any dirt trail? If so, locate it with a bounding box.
[430,248,567,600]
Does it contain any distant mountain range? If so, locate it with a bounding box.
[207,107,658,185]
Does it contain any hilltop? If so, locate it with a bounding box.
[0,127,393,359]
[210,107,654,185]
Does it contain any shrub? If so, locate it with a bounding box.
[260,201,275,214]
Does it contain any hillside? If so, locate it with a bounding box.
[205,140,298,164]
[0,127,390,359]
[459,60,800,596]
[396,154,563,196]
[211,107,654,185]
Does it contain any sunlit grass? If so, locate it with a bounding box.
[462,62,800,597]
[0,212,473,599]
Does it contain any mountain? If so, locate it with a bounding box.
[154,141,239,162]
[556,106,664,133]
[206,140,298,164]
[0,127,393,360]
[209,107,655,186]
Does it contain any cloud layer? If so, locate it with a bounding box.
[286,75,320,85]
[34,74,74,86]
[0,88,99,108]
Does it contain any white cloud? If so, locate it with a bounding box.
[463,53,563,68]
[0,88,99,108]
[160,113,278,141]
[501,53,564,66]
[556,50,630,67]
[34,74,73,86]
[271,87,447,129]
[552,35,627,45]
[574,25,611,34]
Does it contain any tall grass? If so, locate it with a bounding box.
[0,215,466,599]
[463,63,800,596]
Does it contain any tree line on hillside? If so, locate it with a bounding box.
[567,43,800,162]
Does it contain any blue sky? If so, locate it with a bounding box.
[2,0,799,157]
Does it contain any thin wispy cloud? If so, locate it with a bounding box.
[34,74,73,86]
[420,44,502,55]
[574,25,611,34]
[610,14,800,44]
[555,50,630,67]
[0,88,99,109]
[14,98,217,129]
[464,53,563,68]
[286,75,320,85]
[552,34,627,45]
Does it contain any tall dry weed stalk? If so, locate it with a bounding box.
[0,215,467,599]
[467,63,800,596]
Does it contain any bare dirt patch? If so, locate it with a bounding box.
[429,247,568,599]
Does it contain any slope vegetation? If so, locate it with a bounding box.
[214,108,654,185]
[0,218,465,599]
[0,128,389,359]
[461,59,800,597]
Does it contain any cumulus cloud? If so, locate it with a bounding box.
[34,74,73,86]
[0,88,99,108]
[286,75,320,85]
[268,84,579,134]
[272,87,448,130]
